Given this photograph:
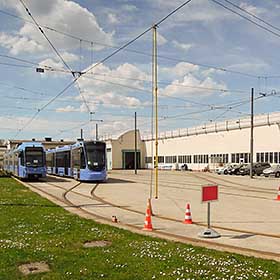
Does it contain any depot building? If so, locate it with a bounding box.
[104,112,280,171]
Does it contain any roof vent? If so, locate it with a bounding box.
[32,138,35,141]
[60,139,64,142]
[45,137,52,142]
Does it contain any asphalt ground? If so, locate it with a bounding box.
[22,170,280,261]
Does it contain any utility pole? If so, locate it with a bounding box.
[134,111,137,174]
[153,25,159,199]
[250,88,254,179]
[90,112,94,139]
[96,123,98,140]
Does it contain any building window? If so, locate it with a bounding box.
[165,156,177,164]
[265,152,269,162]
[269,152,273,163]
[244,153,248,163]
[274,152,278,164]
[158,156,164,163]
[145,157,152,164]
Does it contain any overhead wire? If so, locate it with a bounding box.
[9,0,197,138]
[221,0,280,34]
[19,0,73,74]
[0,6,274,79]
[0,53,72,73]
[81,74,248,109]
[82,72,248,93]
[14,0,91,135]
[209,0,280,40]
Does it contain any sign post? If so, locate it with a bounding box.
[198,185,220,238]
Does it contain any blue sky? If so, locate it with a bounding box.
[0,0,280,140]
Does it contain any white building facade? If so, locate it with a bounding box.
[143,112,280,171]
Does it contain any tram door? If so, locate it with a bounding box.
[64,151,70,176]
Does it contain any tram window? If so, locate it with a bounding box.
[260,153,264,163]
[256,153,260,162]
[72,148,80,168]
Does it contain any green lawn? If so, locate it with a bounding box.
[0,178,279,279]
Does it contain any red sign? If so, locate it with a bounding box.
[202,185,218,202]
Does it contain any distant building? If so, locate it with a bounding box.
[143,112,280,171]
[5,138,75,151]
[104,130,146,170]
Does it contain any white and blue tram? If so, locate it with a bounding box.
[46,140,107,182]
[4,142,47,179]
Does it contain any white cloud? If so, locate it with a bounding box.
[107,13,120,24]
[82,62,149,92]
[121,4,138,12]
[227,62,269,74]
[0,115,83,135]
[56,105,79,112]
[162,62,199,78]
[157,32,167,46]
[239,2,266,16]
[151,0,234,23]
[73,62,149,110]
[0,0,113,55]
[160,62,227,97]
[161,74,226,97]
[94,92,141,108]
[61,52,80,63]
[172,40,192,52]
[0,32,44,55]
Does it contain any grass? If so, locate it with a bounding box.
[0,177,279,279]
[0,169,11,177]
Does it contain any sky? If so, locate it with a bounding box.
[0,0,280,141]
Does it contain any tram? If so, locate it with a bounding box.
[4,142,47,179]
[46,140,107,182]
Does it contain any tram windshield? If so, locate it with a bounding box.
[85,142,105,171]
[25,147,44,167]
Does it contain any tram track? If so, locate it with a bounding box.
[90,180,280,239]
[109,172,276,200]
[17,177,280,261]
[35,176,280,238]
[23,177,280,239]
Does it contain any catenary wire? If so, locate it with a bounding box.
[221,0,280,34]
[209,0,280,40]
[19,0,73,74]
[9,0,241,137]
[0,7,272,79]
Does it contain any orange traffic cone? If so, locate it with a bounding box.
[143,199,153,231]
[275,187,280,201]
[183,203,193,224]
